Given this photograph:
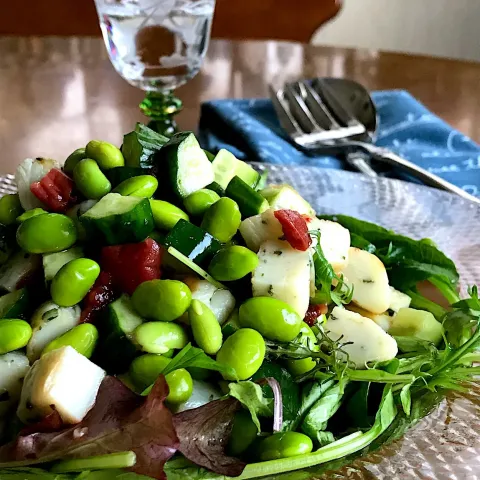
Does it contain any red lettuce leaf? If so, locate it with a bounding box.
[173,398,246,477]
[0,376,178,480]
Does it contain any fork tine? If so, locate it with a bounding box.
[284,83,321,133]
[268,85,303,137]
[298,81,341,130]
[313,78,364,128]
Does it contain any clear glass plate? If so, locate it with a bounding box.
[1,166,479,479]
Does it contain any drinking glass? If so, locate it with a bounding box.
[94,0,216,135]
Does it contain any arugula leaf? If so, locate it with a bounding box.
[236,386,397,479]
[316,432,335,447]
[400,384,412,416]
[290,380,335,431]
[252,362,301,432]
[319,214,459,291]
[162,343,236,379]
[227,382,273,432]
[310,231,353,306]
[349,233,376,253]
[122,124,169,168]
[301,383,346,444]
[452,285,480,315]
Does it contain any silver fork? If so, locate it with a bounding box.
[270,80,480,204]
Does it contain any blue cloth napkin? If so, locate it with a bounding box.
[198,90,480,197]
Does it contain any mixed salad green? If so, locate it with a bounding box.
[0,124,478,480]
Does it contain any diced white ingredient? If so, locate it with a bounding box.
[325,307,398,368]
[0,352,30,417]
[346,304,392,331]
[173,380,222,413]
[252,239,310,318]
[0,251,42,293]
[341,248,391,314]
[43,246,84,283]
[239,209,284,252]
[259,184,316,217]
[182,277,235,325]
[307,218,350,274]
[389,287,411,313]
[27,301,81,362]
[17,346,105,424]
[15,158,59,210]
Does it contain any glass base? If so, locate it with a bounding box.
[139,91,182,137]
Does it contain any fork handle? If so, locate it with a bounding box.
[361,144,480,204]
[345,153,378,178]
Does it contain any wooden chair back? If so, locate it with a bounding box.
[0,0,341,43]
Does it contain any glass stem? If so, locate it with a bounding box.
[139,90,182,136]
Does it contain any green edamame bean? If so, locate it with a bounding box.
[0,319,32,354]
[85,140,125,170]
[257,432,313,461]
[285,323,319,376]
[16,208,47,223]
[228,410,258,456]
[132,279,192,322]
[129,353,171,391]
[165,368,193,405]
[201,197,241,243]
[189,300,223,355]
[17,213,77,254]
[73,159,112,200]
[208,246,259,281]
[42,323,98,358]
[134,321,188,354]
[0,194,23,225]
[113,175,158,198]
[216,328,265,381]
[64,148,87,175]
[149,199,189,231]
[239,297,302,342]
[183,189,220,216]
[51,258,100,307]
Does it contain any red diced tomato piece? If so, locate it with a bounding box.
[101,238,163,295]
[80,271,117,323]
[30,168,76,213]
[274,209,312,251]
[304,303,328,326]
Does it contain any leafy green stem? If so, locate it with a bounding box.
[50,451,136,473]
[235,388,396,479]
[346,369,415,384]
[427,328,480,377]
[406,289,447,320]
[428,277,461,305]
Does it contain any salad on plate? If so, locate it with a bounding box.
[0,124,478,480]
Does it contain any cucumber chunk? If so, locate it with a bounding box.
[95,294,144,373]
[43,246,84,283]
[0,288,30,319]
[389,307,444,346]
[225,176,269,218]
[161,132,214,198]
[80,193,154,245]
[164,219,221,267]
[211,149,260,189]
